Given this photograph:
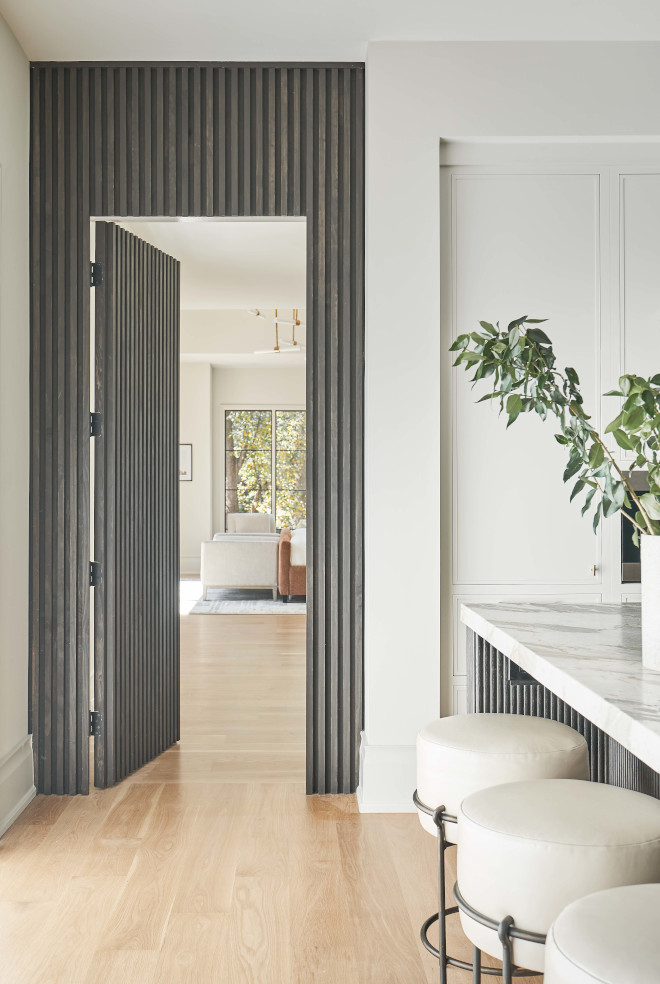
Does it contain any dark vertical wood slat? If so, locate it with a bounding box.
[242,68,251,214]
[141,68,152,216]
[212,68,223,216]
[190,67,202,216]
[252,68,263,214]
[90,67,102,217]
[291,69,301,215]
[351,66,365,789]
[54,67,67,793]
[29,67,42,746]
[164,67,176,216]
[338,69,352,791]
[202,68,214,215]
[325,69,340,792]
[152,68,163,215]
[229,66,239,214]
[31,62,364,796]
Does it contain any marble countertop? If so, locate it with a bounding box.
[460,602,660,775]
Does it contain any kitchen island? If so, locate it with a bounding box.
[461,601,660,797]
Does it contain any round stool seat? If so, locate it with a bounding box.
[416,713,589,838]
[457,779,660,973]
[544,883,660,984]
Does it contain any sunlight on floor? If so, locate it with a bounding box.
[180,578,203,614]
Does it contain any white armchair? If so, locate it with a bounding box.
[201,535,279,600]
[226,512,276,534]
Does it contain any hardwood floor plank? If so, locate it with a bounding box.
[2,613,501,983]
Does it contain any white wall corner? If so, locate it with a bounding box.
[0,736,35,838]
[356,731,416,813]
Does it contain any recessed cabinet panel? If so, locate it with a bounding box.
[621,174,660,377]
[451,173,601,585]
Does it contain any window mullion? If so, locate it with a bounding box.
[272,409,277,527]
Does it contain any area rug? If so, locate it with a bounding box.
[187,586,306,615]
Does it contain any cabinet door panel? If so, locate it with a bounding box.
[451,172,601,585]
[621,173,660,377]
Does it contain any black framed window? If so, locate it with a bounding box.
[225,409,306,530]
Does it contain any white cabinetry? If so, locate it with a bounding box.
[441,149,659,712]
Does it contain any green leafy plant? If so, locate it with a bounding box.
[450,317,660,544]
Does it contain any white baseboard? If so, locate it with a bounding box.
[0,736,35,838]
[180,556,201,577]
[356,732,416,813]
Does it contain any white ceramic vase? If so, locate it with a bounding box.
[641,534,660,671]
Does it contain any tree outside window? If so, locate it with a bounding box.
[225,409,306,530]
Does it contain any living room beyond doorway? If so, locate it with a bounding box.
[115,216,308,782]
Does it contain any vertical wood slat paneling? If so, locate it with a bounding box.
[467,629,660,798]
[30,63,364,795]
[94,222,180,786]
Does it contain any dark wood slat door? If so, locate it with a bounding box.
[94,221,180,787]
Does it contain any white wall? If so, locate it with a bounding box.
[0,13,33,833]
[361,41,660,812]
[211,367,306,532]
[179,362,213,575]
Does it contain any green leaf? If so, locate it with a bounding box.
[593,502,602,532]
[581,488,596,516]
[506,412,520,428]
[612,429,634,451]
[461,351,481,366]
[566,367,580,387]
[603,494,622,518]
[555,434,569,445]
[603,389,624,397]
[479,321,497,334]
[563,452,583,483]
[506,394,523,414]
[640,493,660,521]
[570,479,585,502]
[588,443,605,469]
[625,407,645,429]
[477,392,499,402]
[605,412,625,434]
[527,327,552,345]
[449,334,469,352]
[525,318,548,324]
[508,316,528,330]
[612,482,626,508]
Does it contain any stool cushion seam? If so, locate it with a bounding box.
[549,933,611,984]
[418,743,586,754]
[459,811,660,848]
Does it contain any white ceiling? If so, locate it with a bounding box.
[5,0,660,60]
[115,219,306,310]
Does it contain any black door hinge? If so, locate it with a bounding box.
[90,261,103,287]
[89,710,102,737]
[90,412,103,438]
[89,561,102,587]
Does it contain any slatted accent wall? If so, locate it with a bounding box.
[30,63,365,795]
[467,629,660,798]
[94,222,180,787]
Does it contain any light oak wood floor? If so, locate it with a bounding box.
[0,614,536,983]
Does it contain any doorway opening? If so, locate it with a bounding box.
[90,216,307,788]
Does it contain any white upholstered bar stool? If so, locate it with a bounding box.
[455,779,660,983]
[413,714,589,981]
[544,883,660,984]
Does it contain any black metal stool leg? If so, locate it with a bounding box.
[433,806,448,984]
[472,945,481,984]
[498,916,515,984]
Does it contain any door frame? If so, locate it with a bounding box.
[29,63,365,795]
